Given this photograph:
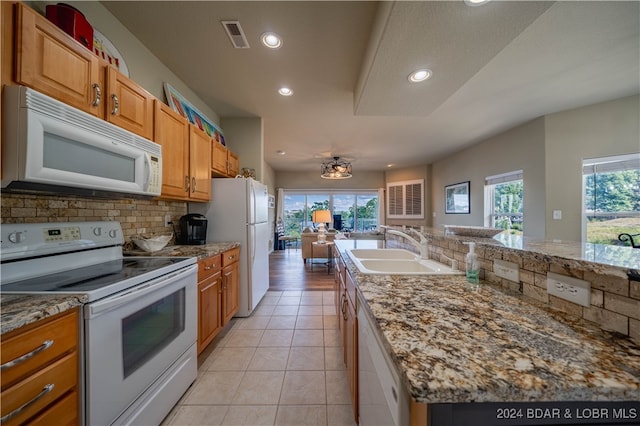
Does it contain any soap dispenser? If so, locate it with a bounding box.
[464,242,479,284]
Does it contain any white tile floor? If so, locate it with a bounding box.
[162,290,357,426]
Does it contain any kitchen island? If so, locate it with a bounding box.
[333,239,640,424]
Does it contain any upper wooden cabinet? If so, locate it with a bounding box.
[105,67,153,139]
[14,2,102,117]
[154,100,189,198]
[13,3,153,139]
[212,142,239,178]
[189,125,212,201]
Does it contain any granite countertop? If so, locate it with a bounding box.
[124,242,240,259]
[334,240,640,404]
[1,294,87,335]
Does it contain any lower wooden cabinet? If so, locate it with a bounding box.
[0,309,79,426]
[221,248,240,324]
[335,251,358,422]
[197,248,240,354]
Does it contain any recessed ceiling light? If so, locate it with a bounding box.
[278,87,293,96]
[277,150,286,155]
[387,164,394,168]
[261,32,282,49]
[465,0,491,6]
[408,69,432,83]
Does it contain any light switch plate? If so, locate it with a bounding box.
[494,259,519,282]
[547,272,591,307]
[553,210,562,220]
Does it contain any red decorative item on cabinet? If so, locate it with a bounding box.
[45,3,93,51]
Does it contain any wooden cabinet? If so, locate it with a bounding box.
[154,100,190,198]
[14,2,102,117]
[211,142,240,178]
[0,309,79,425]
[13,3,154,139]
[197,254,222,354]
[221,247,240,323]
[189,125,213,201]
[197,247,240,354]
[344,271,358,422]
[335,252,358,422]
[227,150,239,177]
[154,103,212,202]
[105,67,153,139]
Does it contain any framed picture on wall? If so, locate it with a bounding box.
[445,181,470,214]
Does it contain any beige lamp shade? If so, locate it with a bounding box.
[312,210,331,224]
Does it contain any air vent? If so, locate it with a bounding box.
[221,20,250,49]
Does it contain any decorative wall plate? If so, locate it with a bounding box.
[93,29,129,77]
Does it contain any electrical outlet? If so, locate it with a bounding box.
[494,260,520,282]
[553,210,562,220]
[547,272,590,307]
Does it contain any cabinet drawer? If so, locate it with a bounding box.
[1,310,78,389]
[222,247,240,267]
[222,247,240,268]
[1,352,77,425]
[28,390,78,426]
[198,254,222,281]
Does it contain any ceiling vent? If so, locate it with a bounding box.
[221,20,250,49]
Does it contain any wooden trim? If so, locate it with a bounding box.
[410,399,428,426]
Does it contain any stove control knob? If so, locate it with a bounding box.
[8,231,23,243]
[108,229,118,238]
[93,227,102,236]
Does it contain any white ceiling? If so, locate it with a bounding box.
[101,1,640,173]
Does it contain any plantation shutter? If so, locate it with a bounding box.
[387,179,424,219]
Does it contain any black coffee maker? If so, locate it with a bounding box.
[178,214,207,245]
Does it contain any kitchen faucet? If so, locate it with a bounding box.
[380,226,429,259]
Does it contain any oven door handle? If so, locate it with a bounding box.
[88,264,197,318]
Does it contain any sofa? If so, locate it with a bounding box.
[301,232,336,263]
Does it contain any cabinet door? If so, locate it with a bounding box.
[189,126,212,201]
[345,297,358,422]
[222,261,239,324]
[15,3,102,116]
[211,142,228,176]
[106,67,154,139]
[198,272,222,354]
[227,150,239,177]
[154,101,189,199]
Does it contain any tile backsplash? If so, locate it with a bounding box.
[387,232,640,345]
[1,193,187,239]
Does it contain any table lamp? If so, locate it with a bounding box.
[312,210,332,244]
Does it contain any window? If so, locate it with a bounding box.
[282,190,379,235]
[583,153,640,246]
[387,179,424,219]
[485,171,523,235]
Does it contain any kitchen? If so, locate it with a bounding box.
[1,1,639,426]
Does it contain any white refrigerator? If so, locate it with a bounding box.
[190,178,269,317]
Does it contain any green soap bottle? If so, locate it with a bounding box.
[464,242,479,284]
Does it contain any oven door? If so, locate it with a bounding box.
[84,263,197,426]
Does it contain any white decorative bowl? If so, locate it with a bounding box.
[443,225,503,238]
[130,233,173,252]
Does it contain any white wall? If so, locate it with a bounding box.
[545,94,640,241]
[430,95,639,241]
[431,118,546,237]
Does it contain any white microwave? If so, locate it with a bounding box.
[2,85,162,197]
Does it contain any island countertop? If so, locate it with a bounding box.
[333,240,640,404]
